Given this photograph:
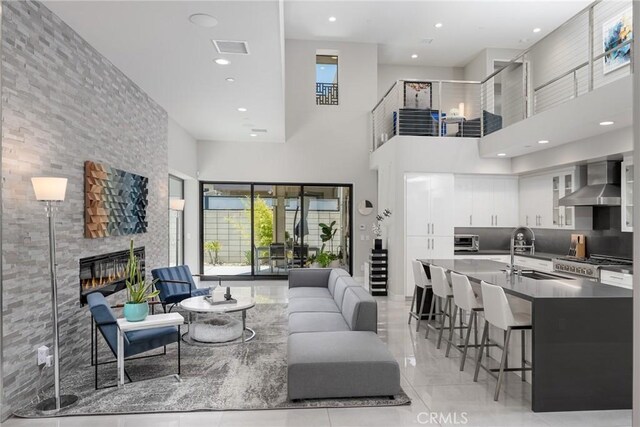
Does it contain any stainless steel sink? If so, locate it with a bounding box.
[519,270,575,280]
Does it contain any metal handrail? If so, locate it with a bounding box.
[372,80,399,112]
[534,38,633,93]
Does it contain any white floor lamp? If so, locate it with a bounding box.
[170,199,185,267]
[31,177,79,412]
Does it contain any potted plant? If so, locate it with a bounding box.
[123,239,159,322]
[316,252,333,268]
[204,240,221,265]
[319,221,337,254]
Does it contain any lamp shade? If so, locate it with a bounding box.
[170,199,185,211]
[31,177,68,201]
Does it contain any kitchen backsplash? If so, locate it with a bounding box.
[456,223,632,259]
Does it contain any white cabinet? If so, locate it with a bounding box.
[622,158,633,232]
[455,254,511,264]
[454,175,519,227]
[405,173,455,296]
[519,168,591,230]
[514,256,554,272]
[600,270,633,289]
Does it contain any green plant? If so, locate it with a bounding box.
[305,253,317,267]
[319,221,337,254]
[316,252,333,268]
[204,240,221,264]
[227,195,274,250]
[244,250,252,265]
[125,240,159,304]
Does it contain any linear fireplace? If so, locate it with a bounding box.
[79,247,145,305]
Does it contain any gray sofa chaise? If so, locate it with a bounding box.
[287,268,401,400]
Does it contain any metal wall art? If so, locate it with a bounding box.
[85,161,149,238]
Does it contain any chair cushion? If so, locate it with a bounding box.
[328,269,350,296]
[151,265,196,303]
[191,287,212,297]
[341,287,377,332]
[288,298,340,315]
[87,292,117,325]
[288,312,350,334]
[287,331,401,399]
[288,287,332,299]
[125,326,180,358]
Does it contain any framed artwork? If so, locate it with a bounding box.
[84,161,149,238]
[602,8,633,74]
[404,82,432,109]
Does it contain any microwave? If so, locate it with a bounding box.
[454,234,479,252]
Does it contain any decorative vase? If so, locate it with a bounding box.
[330,260,341,268]
[374,238,383,250]
[123,301,149,322]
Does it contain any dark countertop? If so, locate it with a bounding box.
[420,258,632,301]
[454,249,562,261]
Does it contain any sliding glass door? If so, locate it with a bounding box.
[200,182,352,280]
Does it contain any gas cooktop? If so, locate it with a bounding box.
[552,254,632,279]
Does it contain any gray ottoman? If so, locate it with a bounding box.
[287,331,401,400]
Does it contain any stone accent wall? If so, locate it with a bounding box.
[1,1,168,417]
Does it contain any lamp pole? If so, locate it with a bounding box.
[31,177,78,413]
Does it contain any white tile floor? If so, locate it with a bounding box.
[2,281,632,427]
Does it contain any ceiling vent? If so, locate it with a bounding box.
[251,128,268,133]
[212,40,250,55]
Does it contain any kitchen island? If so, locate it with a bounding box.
[420,258,633,413]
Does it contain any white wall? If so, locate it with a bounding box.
[168,118,199,273]
[370,137,512,298]
[464,48,523,81]
[377,64,464,99]
[197,39,379,278]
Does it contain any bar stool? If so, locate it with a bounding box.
[474,280,533,401]
[425,265,455,349]
[446,272,484,370]
[408,260,430,332]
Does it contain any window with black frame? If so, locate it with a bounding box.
[200,182,352,279]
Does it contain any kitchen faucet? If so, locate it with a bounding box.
[507,226,536,275]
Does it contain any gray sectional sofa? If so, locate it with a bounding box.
[287,268,401,400]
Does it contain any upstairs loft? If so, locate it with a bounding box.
[371,0,634,158]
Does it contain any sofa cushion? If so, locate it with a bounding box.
[288,268,331,288]
[288,331,401,400]
[332,276,360,310]
[288,297,340,315]
[288,312,350,334]
[288,287,332,299]
[328,268,350,296]
[341,287,378,332]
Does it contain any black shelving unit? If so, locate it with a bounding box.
[369,249,388,296]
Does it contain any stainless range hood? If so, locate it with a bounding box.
[559,161,621,207]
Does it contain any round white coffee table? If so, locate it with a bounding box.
[180,295,256,345]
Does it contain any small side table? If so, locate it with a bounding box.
[116,312,184,387]
[440,116,466,136]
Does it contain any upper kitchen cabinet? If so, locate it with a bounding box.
[454,175,519,228]
[622,157,633,233]
[520,167,592,230]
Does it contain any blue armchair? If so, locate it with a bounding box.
[87,292,181,389]
[151,265,219,312]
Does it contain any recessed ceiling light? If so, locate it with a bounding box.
[331,56,338,59]
[533,28,542,33]
[188,13,218,28]
[215,58,230,65]
[411,54,418,59]
[538,140,549,144]
[600,121,615,126]
[328,16,337,22]
[497,153,507,157]
[250,133,257,137]
[237,107,247,112]
[225,77,235,82]
[435,22,443,28]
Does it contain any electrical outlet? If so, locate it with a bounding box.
[37,346,50,366]
[45,355,54,367]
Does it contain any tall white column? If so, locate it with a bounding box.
[632,1,640,425]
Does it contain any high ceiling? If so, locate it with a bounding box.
[284,0,591,67]
[45,1,591,143]
[45,1,286,143]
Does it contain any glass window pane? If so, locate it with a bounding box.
[316,54,339,105]
[202,183,253,277]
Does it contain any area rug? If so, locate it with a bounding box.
[15,303,410,417]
